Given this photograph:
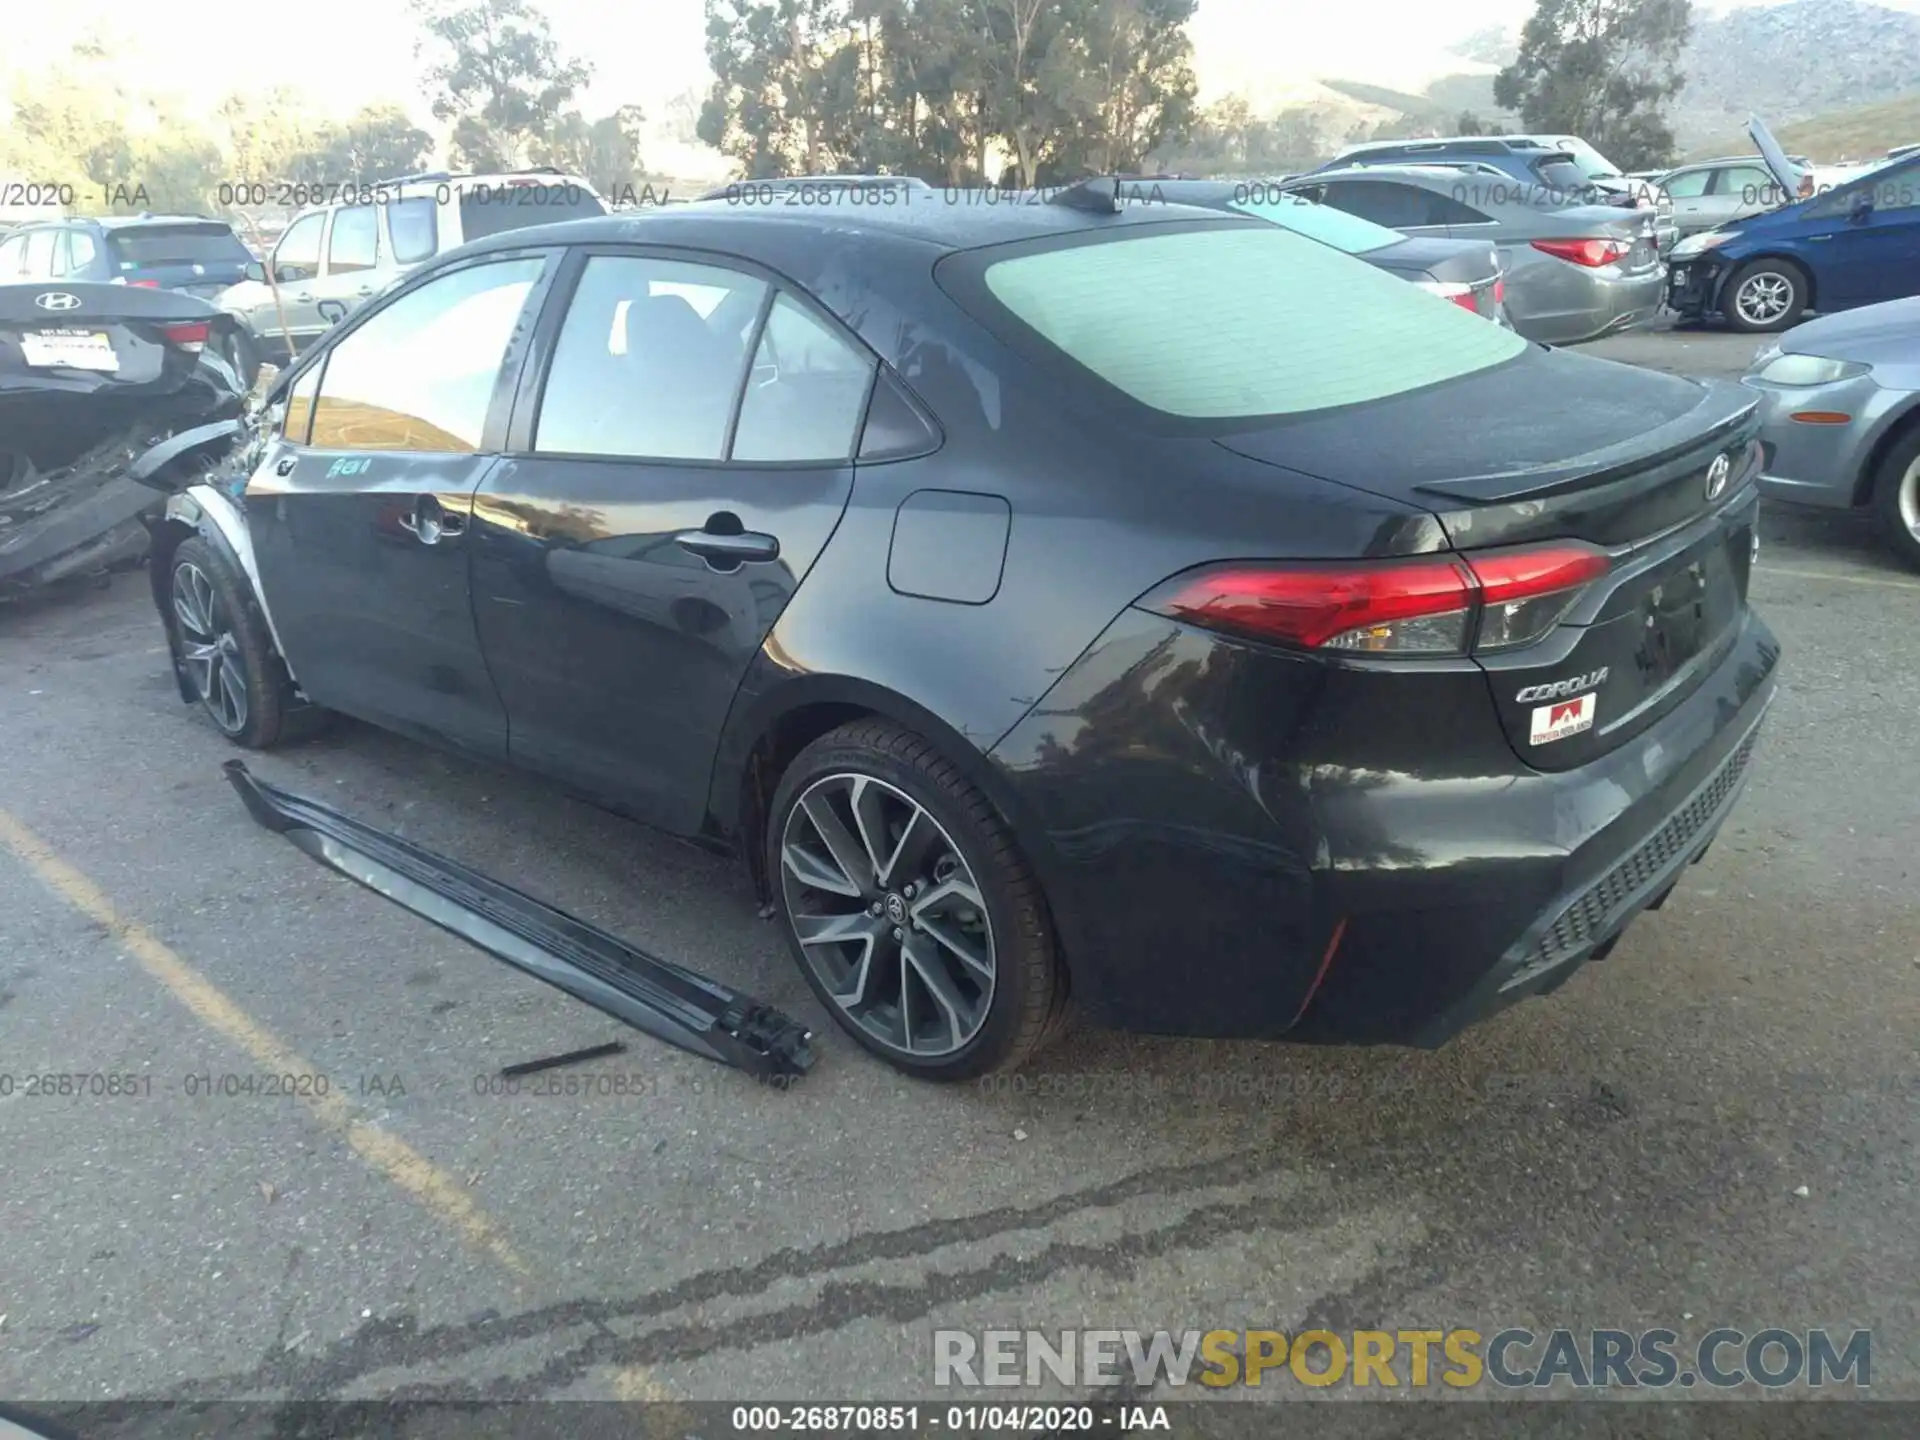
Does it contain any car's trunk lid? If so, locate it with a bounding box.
[1214,349,1763,769]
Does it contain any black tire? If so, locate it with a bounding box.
[766,719,1065,1081]
[1722,259,1807,333]
[167,537,293,748]
[1869,424,1920,572]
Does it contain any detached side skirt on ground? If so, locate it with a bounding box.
[224,761,815,1081]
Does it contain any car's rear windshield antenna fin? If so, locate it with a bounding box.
[1046,176,1123,214]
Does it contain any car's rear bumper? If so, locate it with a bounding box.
[1512,265,1666,346]
[989,604,1781,1045]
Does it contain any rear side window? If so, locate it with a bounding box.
[731,294,877,462]
[67,230,99,270]
[976,226,1526,420]
[458,183,608,243]
[534,254,765,460]
[106,224,250,268]
[1319,181,1451,229]
[308,256,544,453]
[1661,169,1711,199]
[1231,196,1400,254]
[388,197,438,264]
[24,229,57,276]
[327,206,379,273]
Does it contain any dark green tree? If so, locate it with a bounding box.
[1494,0,1691,169]
[535,105,649,196]
[412,0,592,171]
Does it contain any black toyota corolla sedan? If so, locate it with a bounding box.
[139,181,1780,1080]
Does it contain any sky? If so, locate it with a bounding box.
[9,0,1920,135]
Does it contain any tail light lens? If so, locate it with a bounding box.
[1532,237,1629,268]
[1493,275,1506,306]
[1414,280,1480,314]
[159,320,211,352]
[128,279,161,288]
[1140,542,1611,657]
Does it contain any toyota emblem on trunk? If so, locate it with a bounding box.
[35,292,82,312]
[1704,453,1731,500]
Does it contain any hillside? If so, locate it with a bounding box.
[1675,0,1920,141]
[1687,91,1920,165]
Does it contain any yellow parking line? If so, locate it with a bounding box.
[0,807,529,1279]
[1756,564,1920,593]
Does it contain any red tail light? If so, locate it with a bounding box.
[159,320,211,352]
[129,279,161,288]
[1414,280,1482,314]
[1531,237,1628,268]
[1493,276,1506,306]
[1140,543,1611,657]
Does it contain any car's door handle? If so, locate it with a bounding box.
[355,286,374,296]
[401,496,466,545]
[275,456,297,476]
[674,527,779,565]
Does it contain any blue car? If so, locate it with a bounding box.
[1666,118,1920,332]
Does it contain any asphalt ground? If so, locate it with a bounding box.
[1,319,1915,1423]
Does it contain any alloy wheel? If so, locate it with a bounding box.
[1898,454,1920,542]
[779,772,996,1058]
[172,560,249,734]
[1734,272,1792,326]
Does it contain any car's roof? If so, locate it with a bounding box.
[1289,165,1478,189]
[89,214,238,230]
[446,188,1247,261]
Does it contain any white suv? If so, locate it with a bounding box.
[217,169,605,379]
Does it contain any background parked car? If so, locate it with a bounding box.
[1318,134,1678,254]
[1654,154,1814,238]
[1276,165,1664,344]
[1741,295,1920,568]
[0,215,252,301]
[1117,179,1506,322]
[1667,121,1920,332]
[215,168,607,383]
[0,281,245,596]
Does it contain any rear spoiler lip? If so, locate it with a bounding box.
[129,418,245,491]
[1410,389,1759,505]
[223,761,816,1082]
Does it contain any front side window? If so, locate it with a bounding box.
[273,212,326,281]
[283,363,323,444]
[23,229,58,277]
[327,206,380,274]
[308,257,545,453]
[534,255,766,460]
[973,225,1527,420]
[731,293,877,462]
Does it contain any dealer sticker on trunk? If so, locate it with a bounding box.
[1530,694,1596,745]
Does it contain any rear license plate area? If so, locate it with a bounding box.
[20,328,118,371]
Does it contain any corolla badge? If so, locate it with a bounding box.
[34,292,82,312]
[1704,453,1731,500]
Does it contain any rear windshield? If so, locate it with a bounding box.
[107,224,250,268]
[976,226,1526,420]
[1228,195,1400,254]
[457,183,608,242]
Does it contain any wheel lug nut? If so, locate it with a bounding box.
[869,902,882,916]
[892,927,905,941]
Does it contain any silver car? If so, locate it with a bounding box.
[1279,165,1665,345]
[1742,295,1920,569]
[217,169,606,381]
[1655,155,1813,239]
